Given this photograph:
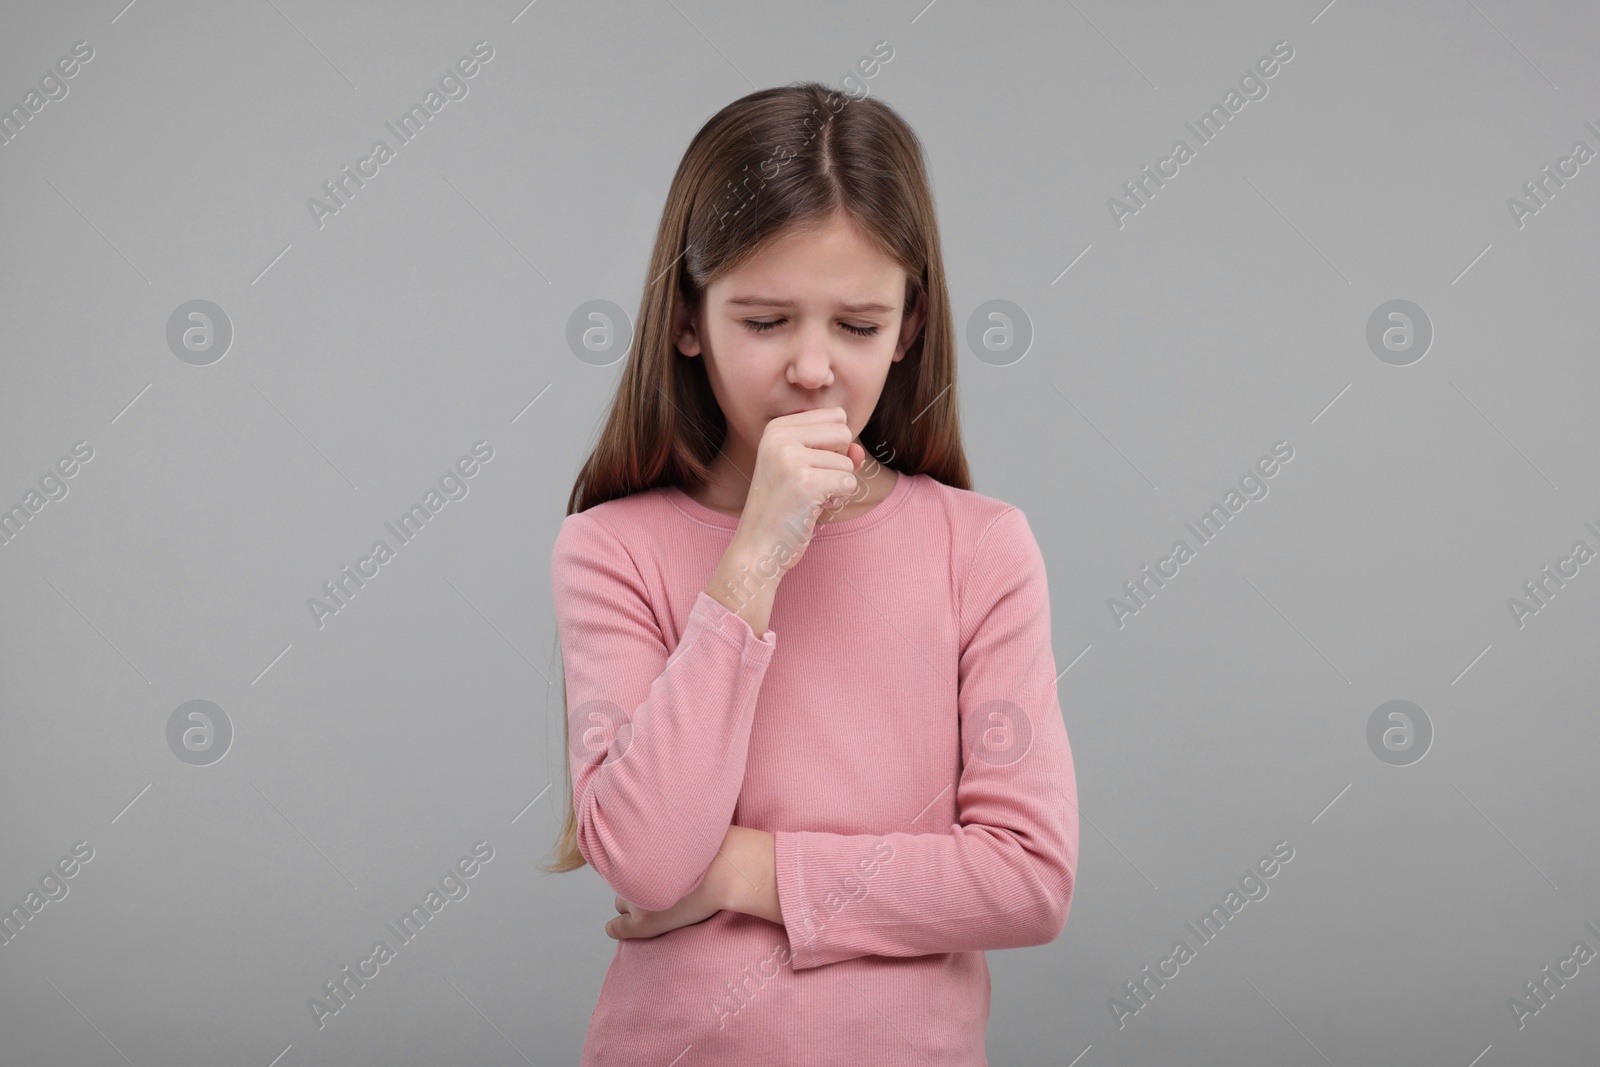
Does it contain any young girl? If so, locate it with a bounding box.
[546,81,1078,1066]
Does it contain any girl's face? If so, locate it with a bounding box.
[673,208,926,483]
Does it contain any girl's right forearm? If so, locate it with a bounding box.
[705,535,783,637]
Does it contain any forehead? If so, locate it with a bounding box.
[709,215,905,306]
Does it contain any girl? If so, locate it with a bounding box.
[546,81,1078,1066]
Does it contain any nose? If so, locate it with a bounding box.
[785,323,836,389]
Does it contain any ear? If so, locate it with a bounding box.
[672,291,703,358]
[893,289,927,362]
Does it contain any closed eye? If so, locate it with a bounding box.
[744,319,879,337]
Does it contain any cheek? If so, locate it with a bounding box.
[718,341,779,388]
[707,326,757,372]
[704,346,776,416]
[715,354,756,391]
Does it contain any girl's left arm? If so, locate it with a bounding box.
[715,825,781,923]
[764,507,1079,972]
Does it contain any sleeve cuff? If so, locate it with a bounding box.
[774,830,816,969]
[690,590,777,653]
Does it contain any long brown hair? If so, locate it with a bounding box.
[542,80,971,874]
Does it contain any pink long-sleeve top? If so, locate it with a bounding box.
[550,470,1079,1066]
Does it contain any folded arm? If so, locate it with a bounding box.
[755,507,1080,971]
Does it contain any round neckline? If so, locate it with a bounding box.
[665,469,916,536]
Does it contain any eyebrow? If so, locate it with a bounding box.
[724,295,897,314]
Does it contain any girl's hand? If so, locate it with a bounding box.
[606,879,723,941]
[735,407,866,574]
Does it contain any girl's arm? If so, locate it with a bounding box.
[765,507,1079,971]
[713,825,781,924]
[606,824,780,941]
[553,509,778,912]
[606,508,1076,962]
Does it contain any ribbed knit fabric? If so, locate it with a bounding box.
[550,471,1078,1066]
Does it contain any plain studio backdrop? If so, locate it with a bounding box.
[3,1,1600,1064]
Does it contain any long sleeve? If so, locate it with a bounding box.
[771,506,1079,971]
[551,508,777,912]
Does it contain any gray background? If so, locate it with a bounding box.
[3,0,1598,1064]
